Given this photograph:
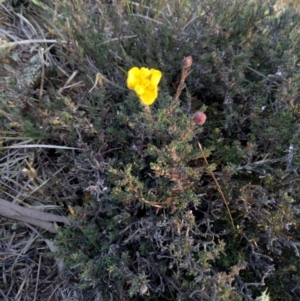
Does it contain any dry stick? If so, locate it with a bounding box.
[0,198,70,233]
[15,271,31,300]
[198,142,235,230]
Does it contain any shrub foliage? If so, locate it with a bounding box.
[6,0,300,300]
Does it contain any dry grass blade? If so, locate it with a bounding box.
[0,1,88,300]
[0,198,70,233]
[0,39,62,49]
[34,254,42,301]
[1,144,80,150]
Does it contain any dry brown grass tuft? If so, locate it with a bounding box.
[0,220,83,300]
[0,0,86,299]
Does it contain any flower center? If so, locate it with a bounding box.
[135,74,153,95]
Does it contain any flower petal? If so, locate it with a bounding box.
[140,67,151,78]
[150,69,162,86]
[127,67,140,90]
[139,88,158,105]
[134,85,145,96]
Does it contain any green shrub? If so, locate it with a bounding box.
[41,0,300,300]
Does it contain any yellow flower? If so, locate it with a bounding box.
[127,67,162,105]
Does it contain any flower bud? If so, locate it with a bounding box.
[192,111,207,125]
[182,56,192,68]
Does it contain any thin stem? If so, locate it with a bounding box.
[198,142,235,231]
[173,69,188,103]
[144,105,152,115]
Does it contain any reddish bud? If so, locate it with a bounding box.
[192,111,207,125]
[182,56,192,68]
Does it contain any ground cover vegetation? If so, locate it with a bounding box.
[1,0,300,300]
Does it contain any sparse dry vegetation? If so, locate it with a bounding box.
[1,0,300,300]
